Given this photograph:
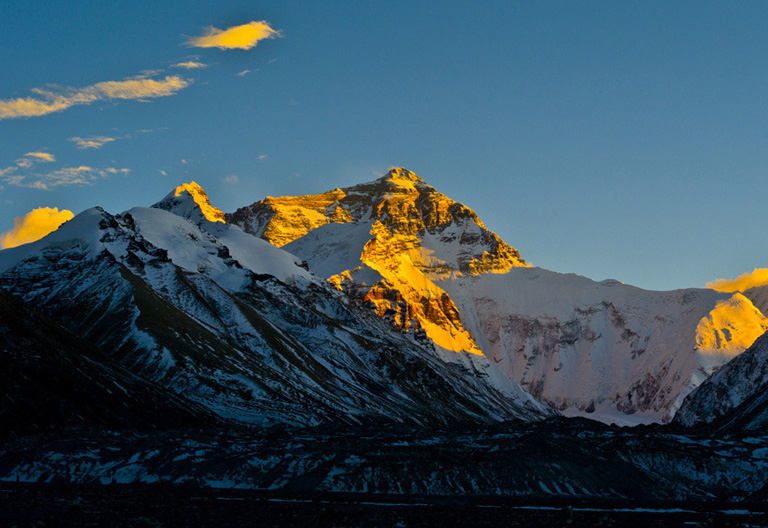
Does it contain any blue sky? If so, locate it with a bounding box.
[1,1,766,290]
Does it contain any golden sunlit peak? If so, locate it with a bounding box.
[380,167,424,185]
[173,181,226,223]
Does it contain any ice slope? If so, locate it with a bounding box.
[0,194,551,425]
[675,330,768,431]
[441,268,768,424]
[151,183,313,285]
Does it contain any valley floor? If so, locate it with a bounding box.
[2,484,767,528]
[1,420,767,526]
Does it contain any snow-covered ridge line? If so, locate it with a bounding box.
[0,187,553,427]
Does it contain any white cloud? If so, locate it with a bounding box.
[258,154,268,161]
[0,207,75,249]
[173,61,208,69]
[187,21,281,50]
[1,165,130,190]
[224,174,239,184]
[0,74,190,120]
[236,69,251,77]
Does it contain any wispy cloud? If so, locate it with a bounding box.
[25,152,56,162]
[0,74,191,120]
[69,128,163,150]
[14,151,56,168]
[236,69,251,77]
[1,165,130,190]
[187,20,281,50]
[0,207,74,249]
[258,154,268,161]
[173,61,208,69]
[707,268,768,293]
[70,136,120,149]
[224,174,239,184]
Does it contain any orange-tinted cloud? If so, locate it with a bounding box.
[707,268,768,292]
[187,21,281,50]
[0,207,74,249]
[0,75,190,120]
[24,152,55,162]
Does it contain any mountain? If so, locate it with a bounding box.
[0,183,550,428]
[228,168,531,397]
[229,168,768,424]
[0,288,215,437]
[674,330,768,431]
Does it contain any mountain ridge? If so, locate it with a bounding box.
[0,189,551,428]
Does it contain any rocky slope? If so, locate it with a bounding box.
[675,330,768,431]
[0,183,550,428]
[0,289,216,437]
[230,168,768,424]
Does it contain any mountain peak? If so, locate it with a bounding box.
[378,167,424,187]
[154,181,225,224]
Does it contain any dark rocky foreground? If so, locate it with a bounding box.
[1,420,767,526]
[2,484,767,528]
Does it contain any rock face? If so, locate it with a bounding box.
[0,183,550,428]
[442,270,768,424]
[675,330,768,431]
[229,168,768,425]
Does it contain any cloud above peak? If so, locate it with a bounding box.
[707,268,768,293]
[0,207,74,249]
[0,74,190,120]
[187,20,281,50]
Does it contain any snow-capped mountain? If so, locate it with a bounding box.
[229,168,768,424]
[675,329,768,431]
[0,182,550,427]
